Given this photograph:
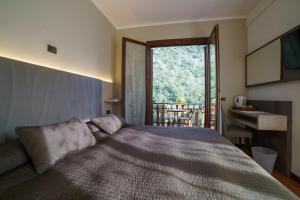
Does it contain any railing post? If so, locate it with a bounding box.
[162,104,165,126]
[178,118,181,127]
[156,104,159,126]
[167,109,170,126]
[195,111,199,128]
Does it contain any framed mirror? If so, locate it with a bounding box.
[246,24,300,87]
[246,39,281,87]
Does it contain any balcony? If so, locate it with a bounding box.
[152,103,206,127]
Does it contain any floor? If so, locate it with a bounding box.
[272,170,300,197]
[236,144,300,197]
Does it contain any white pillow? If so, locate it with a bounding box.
[91,114,125,134]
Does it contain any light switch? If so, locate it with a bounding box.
[47,44,57,54]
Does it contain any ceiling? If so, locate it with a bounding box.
[91,0,260,29]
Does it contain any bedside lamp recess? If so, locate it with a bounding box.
[104,98,121,114]
[105,98,121,103]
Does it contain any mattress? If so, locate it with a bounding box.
[0,126,298,200]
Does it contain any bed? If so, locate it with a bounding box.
[0,125,298,200]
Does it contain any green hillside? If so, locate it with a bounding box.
[152,45,206,104]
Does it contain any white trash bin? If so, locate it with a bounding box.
[252,147,277,174]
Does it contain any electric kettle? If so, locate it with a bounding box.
[234,96,247,108]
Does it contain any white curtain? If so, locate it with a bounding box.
[125,42,146,125]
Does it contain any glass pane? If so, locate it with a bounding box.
[152,45,206,128]
[209,36,217,129]
[125,42,146,125]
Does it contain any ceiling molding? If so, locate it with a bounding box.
[116,16,246,30]
[90,0,117,28]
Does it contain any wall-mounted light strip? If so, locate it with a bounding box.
[0,54,113,83]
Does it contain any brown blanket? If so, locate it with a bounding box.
[0,126,298,200]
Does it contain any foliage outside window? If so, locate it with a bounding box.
[152,45,206,105]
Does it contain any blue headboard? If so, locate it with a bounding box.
[0,56,102,143]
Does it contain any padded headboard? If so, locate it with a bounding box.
[0,57,102,143]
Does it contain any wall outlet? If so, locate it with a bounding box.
[47,44,57,54]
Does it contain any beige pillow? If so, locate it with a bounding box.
[16,118,96,174]
[0,141,29,175]
[91,114,124,134]
[92,131,109,142]
[86,122,101,133]
[86,122,109,142]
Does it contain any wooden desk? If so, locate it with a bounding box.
[230,100,292,176]
[230,110,287,131]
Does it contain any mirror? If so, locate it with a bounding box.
[246,39,281,87]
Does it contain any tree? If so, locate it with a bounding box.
[152,45,206,105]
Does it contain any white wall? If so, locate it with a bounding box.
[115,19,248,115]
[102,81,114,115]
[247,0,300,176]
[0,0,116,115]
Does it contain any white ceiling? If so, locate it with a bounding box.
[91,0,260,29]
